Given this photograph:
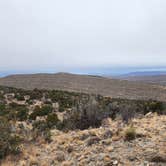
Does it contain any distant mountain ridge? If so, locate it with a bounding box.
[117,71,166,85]
[119,71,166,77]
[0,72,166,101]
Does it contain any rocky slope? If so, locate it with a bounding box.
[0,73,166,101]
[2,113,166,166]
[117,73,166,85]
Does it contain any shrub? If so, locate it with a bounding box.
[48,90,76,110]
[56,121,65,131]
[149,101,164,114]
[32,120,48,132]
[0,104,6,116]
[59,106,65,112]
[46,113,59,128]
[29,112,36,120]
[9,102,19,108]
[29,106,41,120]
[32,120,52,142]
[143,100,165,115]
[29,89,43,100]
[41,105,53,115]
[15,94,24,101]
[43,129,52,143]
[16,107,29,121]
[61,97,104,130]
[26,100,33,105]
[0,93,4,100]
[29,105,53,120]
[0,117,21,159]
[124,127,136,141]
[5,110,17,121]
[120,104,136,123]
[0,104,5,111]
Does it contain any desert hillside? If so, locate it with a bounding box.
[0,86,166,166]
[118,75,166,85]
[2,113,166,166]
[0,73,166,101]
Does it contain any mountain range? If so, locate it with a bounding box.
[116,71,166,85]
[0,72,166,101]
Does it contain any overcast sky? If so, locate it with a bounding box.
[0,0,166,74]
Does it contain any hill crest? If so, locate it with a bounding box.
[0,73,166,101]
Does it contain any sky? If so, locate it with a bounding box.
[0,0,166,75]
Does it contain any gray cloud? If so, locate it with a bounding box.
[0,0,166,72]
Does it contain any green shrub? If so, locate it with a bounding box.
[124,127,136,141]
[0,104,5,111]
[29,105,53,120]
[0,117,21,159]
[29,106,41,120]
[59,106,65,112]
[0,104,6,116]
[5,110,17,121]
[9,102,20,108]
[41,105,53,115]
[0,94,4,100]
[16,107,29,121]
[26,100,33,105]
[46,113,59,128]
[56,121,65,131]
[48,90,76,109]
[143,100,165,115]
[29,89,43,100]
[15,94,24,101]
[29,112,36,120]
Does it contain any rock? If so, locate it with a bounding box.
[18,160,27,166]
[144,150,166,163]
[55,151,65,162]
[61,161,74,166]
[98,153,108,161]
[113,160,118,165]
[80,133,90,140]
[139,161,150,166]
[103,129,113,139]
[101,139,112,145]
[50,160,59,165]
[145,112,153,118]
[66,145,73,153]
[30,161,39,166]
[107,146,114,152]
[86,136,101,146]
[112,135,121,141]
[104,155,112,162]
[128,155,137,161]
[149,154,166,163]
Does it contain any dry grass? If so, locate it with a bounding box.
[1,114,166,166]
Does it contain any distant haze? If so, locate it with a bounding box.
[0,0,166,74]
